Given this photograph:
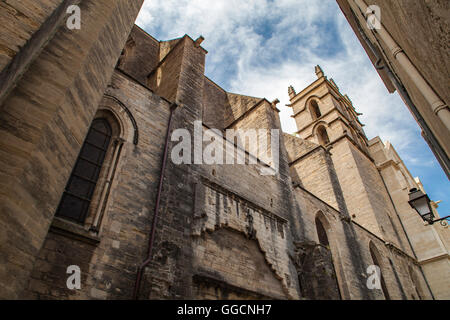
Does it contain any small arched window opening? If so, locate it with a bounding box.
[56,119,112,224]
[315,217,329,247]
[369,242,390,300]
[315,213,342,299]
[317,125,330,146]
[310,100,322,120]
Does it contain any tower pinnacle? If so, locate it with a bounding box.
[315,65,324,78]
[288,85,296,99]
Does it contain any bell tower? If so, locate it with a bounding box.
[287,66,408,249]
[289,65,370,155]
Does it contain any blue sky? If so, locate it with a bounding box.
[136,0,449,216]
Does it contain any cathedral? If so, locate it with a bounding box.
[0,0,448,300]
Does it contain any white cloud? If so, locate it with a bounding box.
[135,0,422,152]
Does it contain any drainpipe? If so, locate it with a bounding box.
[133,102,178,300]
[352,0,450,132]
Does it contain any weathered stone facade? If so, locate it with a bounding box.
[0,0,144,299]
[336,0,450,177]
[0,2,448,300]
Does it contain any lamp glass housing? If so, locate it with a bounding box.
[413,196,432,218]
[408,189,434,222]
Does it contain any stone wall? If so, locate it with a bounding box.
[367,0,449,111]
[346,140,405,248]
[337,0,450,174]
[202,77,228,130]
[224,93,262,128]
[0,0,63,72]
[285,134,340,210]
[0,0,144,299]
[118,26,160,84]
[191,181,295,299]
[292,185,433,300]
[23,70,171,299]
[293,241,341,300]
[1,4,441,300]
[329,139,382,236]
[369,137,450,299]
[147,37,185,103]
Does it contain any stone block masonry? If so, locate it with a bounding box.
[0,0,144,299]
[0,1,444,299]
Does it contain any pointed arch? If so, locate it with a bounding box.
[317,125,330,146]
[314,211,348,299]
[315,211,331,247]
[303,95,322,112]
[102,94,139,145]
[55,118,113,224]
[310,99,322,120]
[368,241,391,300]
[55,98,131,234]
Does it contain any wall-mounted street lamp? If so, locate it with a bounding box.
[408,188,449,226]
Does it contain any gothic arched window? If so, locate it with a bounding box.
[369,242,390,300]
[317,125,330,146]
[56,118,112,224]
[310,100,322,119]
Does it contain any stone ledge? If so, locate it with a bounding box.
[49,217,101,245]
[192,273,283,300]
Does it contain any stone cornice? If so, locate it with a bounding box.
[376,159,400,171]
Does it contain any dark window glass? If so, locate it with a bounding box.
[56,119,112,223]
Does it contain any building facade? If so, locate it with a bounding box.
[336,0,450,178]
[0,1,448,300]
